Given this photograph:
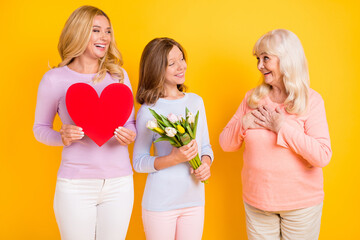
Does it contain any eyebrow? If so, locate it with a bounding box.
[93,25,111,29]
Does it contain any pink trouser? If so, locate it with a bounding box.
[142,206,204,240]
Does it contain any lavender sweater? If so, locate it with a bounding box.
[33,66,135,179]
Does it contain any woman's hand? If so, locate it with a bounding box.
[60,124,84,146]
[171,140,198,164]
[114,127,136,145]
[191,155,211,181]
[242,110,263,130]
[252,106,284,133]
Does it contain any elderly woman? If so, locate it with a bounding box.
[219,29,332,240]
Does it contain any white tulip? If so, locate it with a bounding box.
[165,127,177,137]
[187,112,195,124]
[167,113,178,123]
[146,119,158,129]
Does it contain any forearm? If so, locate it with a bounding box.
[219,116,244,152]
[154,153,179,170]
[277,123,332,167]
[277,94,332,168]
[33,124,64,146]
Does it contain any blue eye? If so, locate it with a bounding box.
[264,56,269,61]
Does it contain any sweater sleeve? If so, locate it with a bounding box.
[133,106,158,173]
[198,98,214,161]
[276,92,332,168]
[33,72,64,146]
[121,69,136,134]
[219,94,248,152]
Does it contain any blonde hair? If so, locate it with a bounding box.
[249,29,310,114]
[136,38,187,105]
[57,5,124,83]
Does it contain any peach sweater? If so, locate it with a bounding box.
[219,89,332,211]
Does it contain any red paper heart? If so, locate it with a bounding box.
[66,83,133,147]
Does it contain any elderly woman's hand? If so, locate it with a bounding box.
[114,127,136,145]
[242,111,263,130]
[60,124,84,146]
[252,106,284,133]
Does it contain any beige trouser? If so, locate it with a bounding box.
[244,202,323,240]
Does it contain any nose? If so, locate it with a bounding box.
[100,31,109,41]
[177,60,186,71]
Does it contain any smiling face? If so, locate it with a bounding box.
[256,53,283,87]
[82,15,111,60]
[164,46,187,88]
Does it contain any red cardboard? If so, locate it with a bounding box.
[66,83,133,146]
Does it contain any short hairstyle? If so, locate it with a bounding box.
[136,38,187,105]
[248,29,310,114]
[57,5,124,83]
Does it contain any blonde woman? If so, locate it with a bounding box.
[33,6,135,240]
[133,38,213,240]
[219,29,332,239]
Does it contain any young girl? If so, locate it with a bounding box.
[33,6,135,240]
[133,38,213,240]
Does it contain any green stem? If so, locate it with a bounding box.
[189,154,208,184]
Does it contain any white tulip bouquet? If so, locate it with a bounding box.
[146,108,208,183]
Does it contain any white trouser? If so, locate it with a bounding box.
[54,175,134,240]
[244,202,323,240]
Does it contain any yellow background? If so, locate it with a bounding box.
[1,0,359,239]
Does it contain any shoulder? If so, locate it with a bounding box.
[118,68,133,90]
[308,88,323,100]
[39,66,67,88]
[303,88,326,115]
[308,88,325,105]
[42,66,67,80]
[186,92,204,103]
[122,68,129,79]
[244,88,255,99]
[137,104,154,121]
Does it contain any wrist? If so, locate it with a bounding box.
[274,122,284,133]
[201,155,212,166]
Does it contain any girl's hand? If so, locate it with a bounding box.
[171,140,198,164]
[60,124,84,146]
[114,127,136,145]
[191,157,211,181]
[252,106,284,133]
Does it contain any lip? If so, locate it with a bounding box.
[175,72,185,77]
[94,43,107,50]
[263,71,271,76]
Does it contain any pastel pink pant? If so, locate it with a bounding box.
[142,206,204,240]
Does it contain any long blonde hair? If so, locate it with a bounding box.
[57,5,124,83]
[136,38,187,105]
[249,29,310,114]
